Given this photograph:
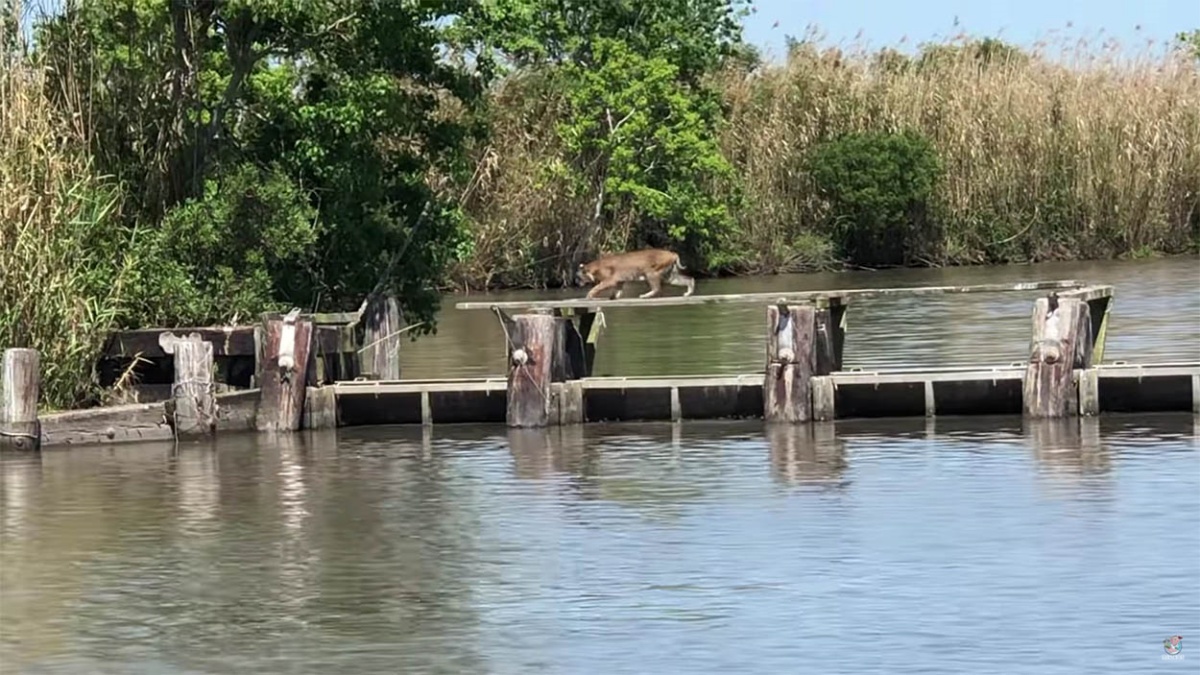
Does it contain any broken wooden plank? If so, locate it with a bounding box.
[39,402,172,446]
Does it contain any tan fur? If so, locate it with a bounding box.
[576,248,696,299]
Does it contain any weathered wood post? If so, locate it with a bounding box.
[814,297,847,374]
[494,307,563,428]
[764,304,818,423]
[159,333,216,437]
[257,308,315,432]
[557,308,602,380]
[303,386,338,430]
[1,349,41,451]
[1023,293,1093,419]
[360,293,403,380]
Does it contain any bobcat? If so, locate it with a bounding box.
[576,249,695,299]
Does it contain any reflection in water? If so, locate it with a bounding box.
[1025,417,1112,477]
[1,454,39,538]
[507,427,560,480]
[1,413,1197,674]
[171,444,220,537]
[765,422,848,488]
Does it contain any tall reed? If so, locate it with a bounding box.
[720,32,1200,268]
[0,6,140,410]
[451,32,1200,287]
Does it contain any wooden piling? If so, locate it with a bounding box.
[1,349,41,451]
[555,380,584,425]
[556,309,601,380]
[257,309,315,432]
[499,312,562,428]
[1077,368,1100,417]
[814,299,847,374]
[1023,294,1092,419]
[303,386,338,430]
[764,304,817,423]
[811,376,836,422]
[159,333,216,437]
[360,293,403,380]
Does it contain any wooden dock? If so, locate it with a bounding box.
[3,279,1198,450]
[330,363,1199,427]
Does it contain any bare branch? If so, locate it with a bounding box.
[610,108,636,134]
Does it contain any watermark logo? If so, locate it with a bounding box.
[1163,635,1184,661]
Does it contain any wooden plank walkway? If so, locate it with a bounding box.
[456,279,1094,311]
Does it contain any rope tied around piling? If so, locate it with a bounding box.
[490,305,552,410]
[166,378,219,444]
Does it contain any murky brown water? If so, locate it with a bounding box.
[405,256,1200,378]
[2,257,1199,674]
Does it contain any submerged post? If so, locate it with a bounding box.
[764,304,817,423]
[1023,293,1092,419]
[1,349,41,451]
[495,308,562,428]
[160,333,216,437]
[257,308,315,432]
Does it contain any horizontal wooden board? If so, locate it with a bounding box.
[455,280,1091,312]
[102,324,356,360]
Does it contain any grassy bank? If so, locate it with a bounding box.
[449,35,1200,288]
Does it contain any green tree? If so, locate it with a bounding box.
[34,0,486,333]
[453,0,752,271]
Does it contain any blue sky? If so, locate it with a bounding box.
[15,0,1199,60]
[741,0,1199,61]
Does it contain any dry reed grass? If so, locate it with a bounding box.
[451,31,1200,287]
[0,7,141,410]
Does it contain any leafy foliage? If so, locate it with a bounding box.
[454,0,751,270]
[457,0,750,78]
[33,0,486,333]
[126,163,319,326]
[807,130,943,267]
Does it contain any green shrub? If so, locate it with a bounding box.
[806,129,943,267]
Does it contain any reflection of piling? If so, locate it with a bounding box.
[1,348,40,451]
[1,453,41,535]
[766,421,847,487]
[507,427,588,479]
[1025,417,1111,476]
[507,428,557,479]
[172,444,221,533]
